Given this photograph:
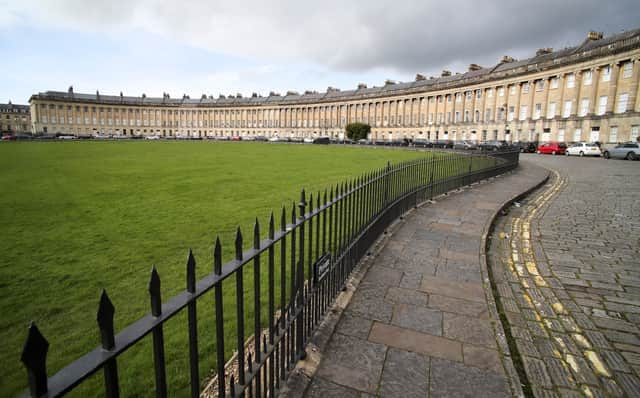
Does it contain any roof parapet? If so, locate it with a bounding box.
[536,47,553,56]
[588,31,603,41]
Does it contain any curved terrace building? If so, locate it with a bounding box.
[30,29,640,144]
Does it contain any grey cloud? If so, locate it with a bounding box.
[6,0,640,77]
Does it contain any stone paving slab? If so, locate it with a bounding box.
[289,161,549,397]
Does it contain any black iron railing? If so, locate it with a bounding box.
[20,150,519,397]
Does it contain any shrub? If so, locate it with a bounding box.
[345,123,371,141]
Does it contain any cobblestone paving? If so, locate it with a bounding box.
[302,162,549,397]
[488,155,640,397]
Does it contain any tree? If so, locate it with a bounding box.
[345,123,371,141]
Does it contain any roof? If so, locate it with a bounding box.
[0,103,30,112]
[30,28,640,108]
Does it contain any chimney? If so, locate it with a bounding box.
[68,86,73,94]
[286,90,299,96]
[415,74,426,81]
[327,86,341,92]
[252,93,258,98]
[142,93,146,99]
[468,64,482,71]
[535,48,553,56]
[219,94,226,99]
[441,70,452,77]
[500,55,515,64]
[587,31,603,41]
[269,91,280,96]
[357,83,368,89]
[236,93,242,98]
[384,79,396,86]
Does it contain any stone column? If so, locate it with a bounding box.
[589,67,601,115]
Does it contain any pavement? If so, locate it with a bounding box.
[284,160,551,397]
[488,154,640,397]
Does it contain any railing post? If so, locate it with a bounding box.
[297,189,306,360]
[97,289,120,398]
[213,237,226,398]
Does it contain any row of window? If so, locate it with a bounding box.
[35,61,636,127]
[37,92,632,129]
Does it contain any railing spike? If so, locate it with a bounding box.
[269,212,275,239]
[186,249,196,293]
[149,266,162,317]
[281,206,287,232]
[235,227,243,261]
[263,334,268,353]
[97,289,116,350]
[254,218,260,249]
[299,188,306,207]
[247,352,253,372]
[21,322,49,397]
[291,201,296,223]
[324,188,328,204]
[214,236,222,275]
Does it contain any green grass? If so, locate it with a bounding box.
[0,141,436,397]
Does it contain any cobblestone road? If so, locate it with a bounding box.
[489,154,640,397]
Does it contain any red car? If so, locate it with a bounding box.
[231,136,242,141]
[1,135,16,141]
[537,142,567,155]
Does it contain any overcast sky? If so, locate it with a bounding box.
[1,0,639,103]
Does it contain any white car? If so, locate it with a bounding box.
[268,136,280,142]
[303,137,314,143]
[145,135,160,140]
[565,142,601,157]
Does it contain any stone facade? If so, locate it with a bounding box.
[0,102,31,136]
[29,29,640,144]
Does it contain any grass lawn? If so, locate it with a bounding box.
[0,141,434,396]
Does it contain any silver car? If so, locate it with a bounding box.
[603,142,640,160]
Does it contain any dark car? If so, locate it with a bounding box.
[312,136,330,145]
[413,139,432,148]
[433,140,454,149]
[478,140,509,151]
[515,141,538,153]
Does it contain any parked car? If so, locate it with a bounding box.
[303,137,315,143]
[268,136,280,142]
[1,135,16,141]
[602,142,640,160]
[243,136,256,141]
[537,142,567,155]
[453,140,477,150]
[231,136,241,141]
[433,140,454,149]
[312,136,330,145]
[254,136,268,142]
[478,140,509,151]
[514,141,538,153]
[57,135,76,140]
[413,139,432,148]
[565,142,601,157]
[145,135,160,140]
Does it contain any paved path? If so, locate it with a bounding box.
[294,161,549,397]
[489,154,640,397]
